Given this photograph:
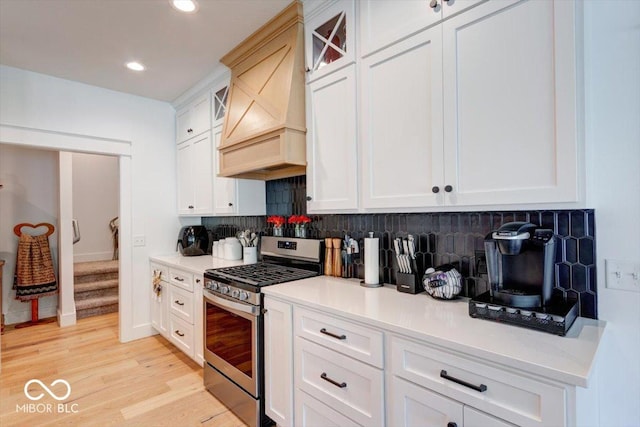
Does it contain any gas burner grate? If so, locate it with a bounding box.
[208,263,318,287]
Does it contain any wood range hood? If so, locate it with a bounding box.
[218,1,306,180]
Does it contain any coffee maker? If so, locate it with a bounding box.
[469,221,578,336]
[484,221,556,308]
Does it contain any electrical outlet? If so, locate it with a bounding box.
[605,259,640,292]
[133,235,146,247]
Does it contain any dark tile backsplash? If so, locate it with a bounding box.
[203,176,597,319]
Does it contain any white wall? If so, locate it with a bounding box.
[0,65,181,340]
[584,1,640,425]
[0,145,60,324]
[72,152,119,262]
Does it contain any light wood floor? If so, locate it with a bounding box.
[0,313,246,426]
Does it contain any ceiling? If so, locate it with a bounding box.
[0,0,291,103]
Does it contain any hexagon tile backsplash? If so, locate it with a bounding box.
[203,176,597,319]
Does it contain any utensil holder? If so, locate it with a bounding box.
[396,272,424,294]
[243,246,257,264]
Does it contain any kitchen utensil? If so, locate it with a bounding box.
[324,238,334,276]
[332,238,342,277]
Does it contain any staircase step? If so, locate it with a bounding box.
[76,295,118,320]
[74,260,118,284]
[75,278,119,300]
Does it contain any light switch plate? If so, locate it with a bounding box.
[133,235,146,247]
[605,259,640,292]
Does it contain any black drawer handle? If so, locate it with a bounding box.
[174,300,184,306]
[175,330,185,337]
[321,372,346,389]
[174,277,184,281]
[320,328,346,340]
[440,370,487,392]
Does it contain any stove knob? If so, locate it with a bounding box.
[238,291,249,301]
[231,289,239,299]
[220,286,230,295]
[211,281,220,291]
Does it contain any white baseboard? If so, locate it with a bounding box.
[73,251,114,263]
[57,308,76,327]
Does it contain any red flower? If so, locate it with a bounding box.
[288,215,311,224]
[267,215,285,227]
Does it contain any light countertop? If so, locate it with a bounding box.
[149,253,243,275]
[262,275,607,388]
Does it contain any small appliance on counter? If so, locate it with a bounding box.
[469,222,578,336]
[176,225,209,256]
[423,264,462,300]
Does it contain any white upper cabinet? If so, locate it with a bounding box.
[176,93,211,144]
[360,25,444,209]
[177,132,214,215]
[304,0,355,82]
[441,0,579,206]
[306,64,359,212]
[359,0,483,57]
[211,84,229,128]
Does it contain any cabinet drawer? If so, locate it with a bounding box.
[169,268,193,291]
[294,307,383,368]
[296,390,360,427]
[390,336,565,427]
[169,285,195,324]
[169,314,194,358]
[150,263,169,282]
[295,338,384,427]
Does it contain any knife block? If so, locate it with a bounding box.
[396,272,424,294]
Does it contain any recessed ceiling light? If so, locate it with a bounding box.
[126,62,145,71]
[172,0,198,13]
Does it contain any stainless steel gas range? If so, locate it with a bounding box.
[202,236,323,427]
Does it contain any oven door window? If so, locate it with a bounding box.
[205,300,254,378]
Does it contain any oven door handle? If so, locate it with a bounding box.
[204,290,259,317]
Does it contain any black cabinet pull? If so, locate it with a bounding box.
[440,370,487,392]
[432,186,440,193]
[444,185,453,193]
[447,423,457,427]
[228,202,233,206]
[321,372,347,388]
[174,277,184,282]
[174,300,184,306]
[175,330,185,337]
[188,205,194,209]
[195,279,201,283]
[306,196,312,201]
[320,328,346,340]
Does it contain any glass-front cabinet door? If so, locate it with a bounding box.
[212,84,229,127]
[304,0,355,82]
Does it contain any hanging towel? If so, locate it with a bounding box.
[13,233,58,301]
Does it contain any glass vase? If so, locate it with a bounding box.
[273,226,284,237]
[295,224,307,238]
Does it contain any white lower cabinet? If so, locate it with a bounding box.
[264,295,582,427]
[150,261,203,366]
[264,297,294,427]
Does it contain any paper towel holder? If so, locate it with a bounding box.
[361,232,382,288]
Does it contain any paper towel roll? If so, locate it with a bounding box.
[364,233,379,285]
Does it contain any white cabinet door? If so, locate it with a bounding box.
[264,297,294,427]
[359,0,483,57]
[360,25,444,209]
[296,390,360,427]
[389,376,463,427]
[212,124,237,215]
[150,265,169,337]
[306,64,358,212]
[193,274,204,367]
[464,406,515,427]
[305,0,355,82]
[189,94,211,138]
[212,85,229,128]
[442,0,579,206]
[176,141,195,214]
[176,107,191,144]
[191,133,214,215]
